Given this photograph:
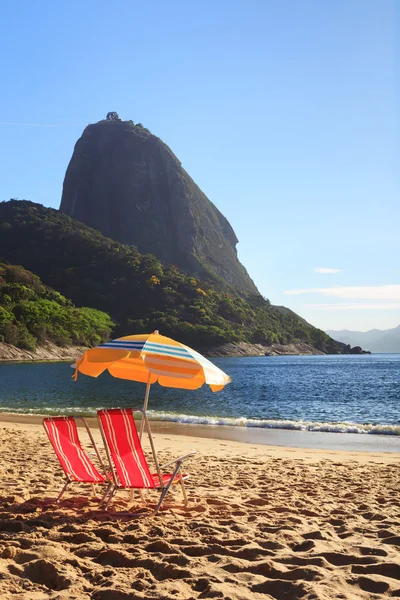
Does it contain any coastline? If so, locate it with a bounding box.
[0,340,327,362]
[205,340,324,357]
[0,339,373,362]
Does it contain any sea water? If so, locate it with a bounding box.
[0,354,399,437]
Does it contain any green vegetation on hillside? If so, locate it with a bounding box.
[0,200,344,353]
[0,262,113,350]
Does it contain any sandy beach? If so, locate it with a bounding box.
[0,418,399,599]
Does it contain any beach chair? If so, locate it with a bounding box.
[43,416,112,502]
[97,408,196,514]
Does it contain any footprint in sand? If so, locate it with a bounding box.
[252,579,308,598]
[382,536,400,547]
[17,559,74,591]
[275,556,327,568]
[349,575,389,595]
[302,531,325,541]
[378,529,396,539]
[357,545,388,557]
[292,540,315,552]
[352,562,400,580]
[320,552,379,566]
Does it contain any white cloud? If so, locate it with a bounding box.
[314,268,341,274]
[305,303,400,311]
[284,285,400,300]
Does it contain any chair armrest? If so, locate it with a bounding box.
[159,451,197,470]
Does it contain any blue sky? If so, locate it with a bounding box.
[0,1,398,332]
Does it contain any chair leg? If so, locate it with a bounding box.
[100,483,114,506]
[104,487,117,510]
[56,480,70,503]
[179,472,188,507]
[154,462,181,515]
[129,489,146,502]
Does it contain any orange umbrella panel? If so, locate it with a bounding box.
[73,331,231,391]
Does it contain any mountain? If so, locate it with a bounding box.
[326,326,400,353]
[0,200,348,353]
[59,116,258,294]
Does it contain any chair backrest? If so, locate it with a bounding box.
[97,408,156,489]
[43,417,105,483]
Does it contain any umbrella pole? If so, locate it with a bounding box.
[134,375,153,505]
[139,374,152,440]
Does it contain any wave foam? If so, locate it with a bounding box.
[147,411,400,436]
[1,408,399,436]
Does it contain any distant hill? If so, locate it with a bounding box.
[60,116,258,294]
[326,326,400,353]
[0,199,349,353]
[0,262,113,350]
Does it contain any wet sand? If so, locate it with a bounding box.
[0,412,400,453]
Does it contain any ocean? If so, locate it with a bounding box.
[0,354,399,439]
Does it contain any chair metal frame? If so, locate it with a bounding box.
[43,416,112,502]
[97,408,196,515]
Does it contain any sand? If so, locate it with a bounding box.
[0,419,398,599]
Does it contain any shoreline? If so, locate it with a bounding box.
[0,340,352,362]
[1,411,400,455]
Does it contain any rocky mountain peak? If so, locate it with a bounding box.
[59,117,258,293]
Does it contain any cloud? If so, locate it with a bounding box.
[284,285,400,300]
[305,303,400,311]
[314,268,341,274]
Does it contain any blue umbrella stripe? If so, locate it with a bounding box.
[98,341,145,350]
[143,343,194,359]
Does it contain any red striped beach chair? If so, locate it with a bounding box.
[97,408,196,514]
[43,416,112,502]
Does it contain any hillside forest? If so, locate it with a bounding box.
[0,200,346,354]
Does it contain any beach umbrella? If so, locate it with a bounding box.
[72,330,231,413]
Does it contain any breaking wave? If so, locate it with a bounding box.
[1,409,399,436]
[146,411,400,436]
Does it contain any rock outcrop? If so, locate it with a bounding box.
[0,342,87,362]
[348,346,371,355]
[206,341,325,357]
[60,118,258,293]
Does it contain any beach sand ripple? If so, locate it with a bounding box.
[0,422,398,599]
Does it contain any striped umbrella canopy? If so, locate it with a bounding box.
[72,331,231,411]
